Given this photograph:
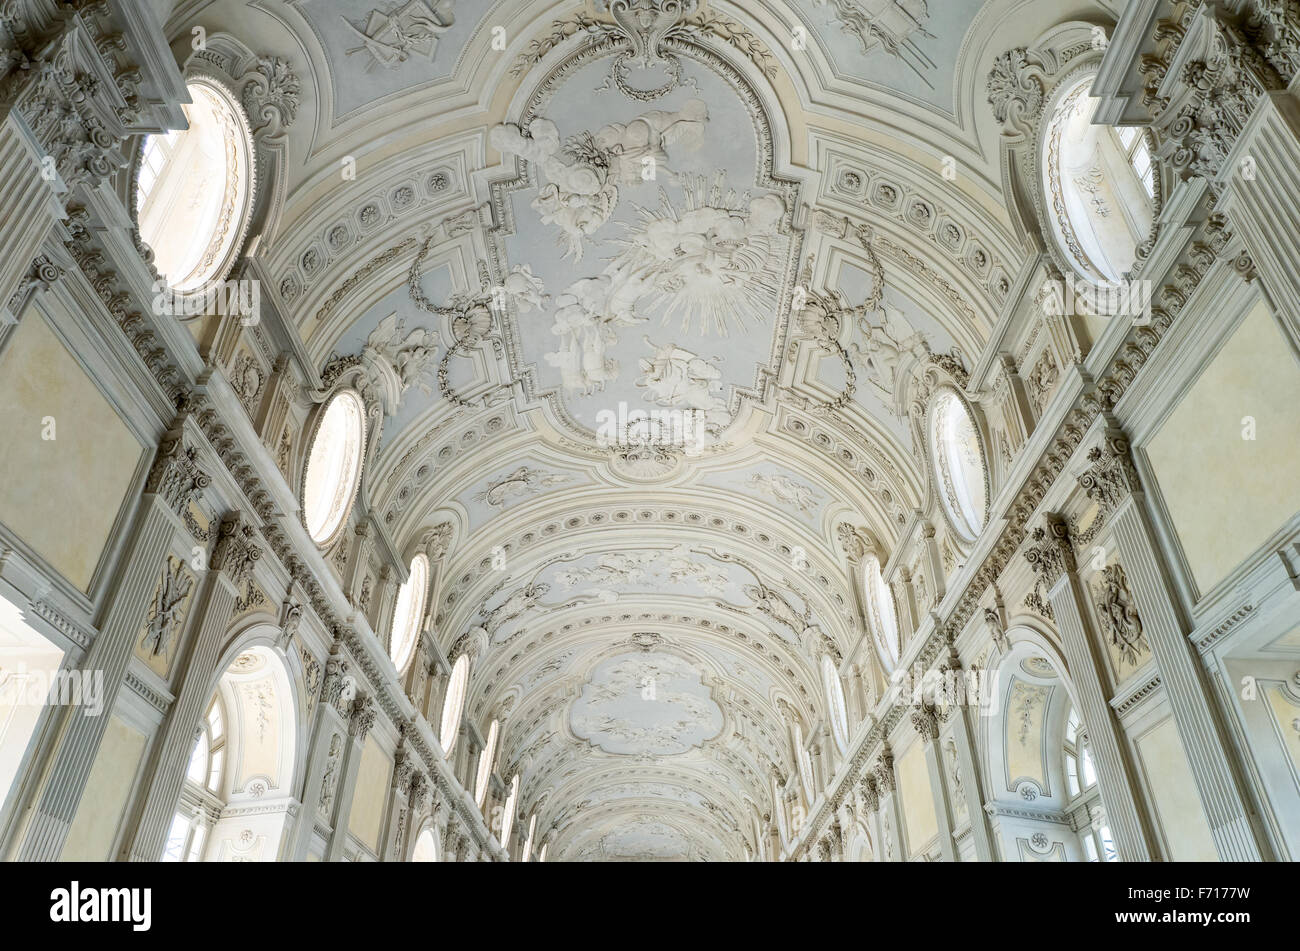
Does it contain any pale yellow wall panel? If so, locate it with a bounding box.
[1136,717,1218,861]
[0,306,143,591]
[897,741,938,855]
[347,737,391,853]
[60,715,147,861]
[1147,302,1300,593]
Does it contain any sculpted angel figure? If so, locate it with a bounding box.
[852,306,930,394]
[490,100,708,261]
[364,314,441,394]
[637,338,730,428]
[545,275,642,393]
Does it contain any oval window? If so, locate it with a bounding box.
[1042,74,1156,284]
[136,79,255,293]
[302,390,366,546]
[440,654,470,755]
[389,553,429,671]
[475,718,500,809]
[794,722,816,803]
[865,556,900,670]
[500,773,519,847]
[822,655,849,754]
[929,389,988,542]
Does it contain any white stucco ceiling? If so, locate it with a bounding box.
[180,0,1094,860]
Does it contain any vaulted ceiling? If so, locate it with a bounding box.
[178,0,1107,860]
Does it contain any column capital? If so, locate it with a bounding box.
[144,430,212,517]
[1077,426,1141,516]
[348,694,377,740]
[910,701,940,742]
[872,747,895,793]
[859,773,880,812]
[212,512,262,586]
[1023,514,1076,585]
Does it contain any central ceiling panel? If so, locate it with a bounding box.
[484,21,804,446]
[570,651,724,756]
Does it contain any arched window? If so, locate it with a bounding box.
[1042,74,1156,284]
[929,389,988,542]
[163,694,226,862]
[389,553,429,671]
[302,390,366,546]
[538,843,549,863]
[136,79,255,293]
[864,556,900,670]
[440,654,470,755]
[822,655,849,754]
[1063,708,1097,799]
[500,773,520,849]
[1061,705,1115,861]
[475,718,499,809]
[411,827,440,862]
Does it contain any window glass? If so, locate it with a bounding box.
[303,390,367,545]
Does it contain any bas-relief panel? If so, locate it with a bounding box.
[791,0,986,116]
[569,651,723,756]
[577,818,692,861]
[1084,558,1152,687]
[0,306,144,592]
[133,556,196,680]
[897,740,937,855]
[288,0,475,119]
[328,264,455,443]
[455,458,591,530]
[348,736,392,853]
[472,546,821,646]
[60,715,148,861]
[1135,716,1218,862]
[695,466,828,525]
[1146,301,1300,594]
[490,41,800,446]
[232,674,283,791]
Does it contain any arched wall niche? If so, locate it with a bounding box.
[845,815,874,862]
[976,624,1114,862]
[208,620,308,799]
[163,620,305,862]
